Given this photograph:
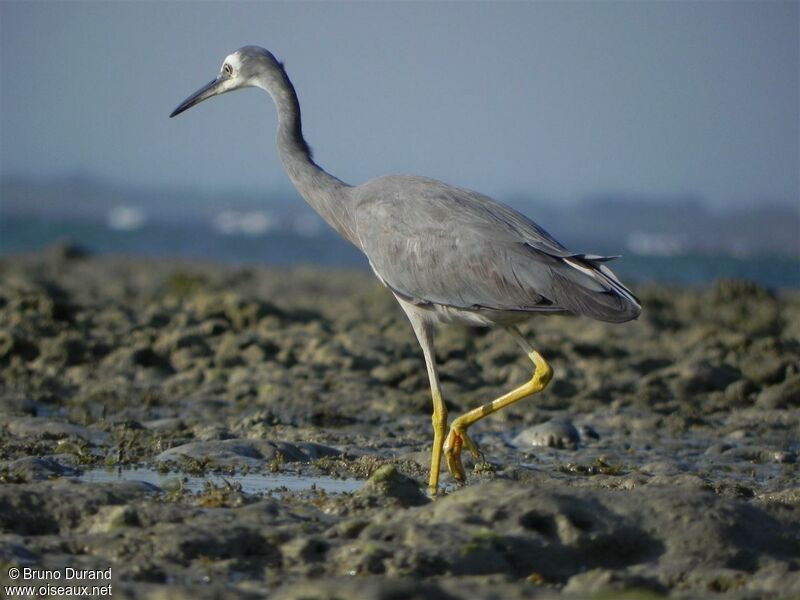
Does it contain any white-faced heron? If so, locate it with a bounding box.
[170,46,641,496]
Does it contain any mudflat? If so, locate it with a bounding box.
[1,250,798,599]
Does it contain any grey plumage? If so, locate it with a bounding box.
[171,46,641,495]
[353,175,640,323]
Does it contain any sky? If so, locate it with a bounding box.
[1,0,798,210]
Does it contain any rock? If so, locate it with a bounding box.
[758,488,800,506]
[280,535,329,563]
[709,280,780,338]
[152,522,279,565]
[199,317,229,336]
[293,443,341,460]
[169,349,209,372]
[154,330,210,355]
[36,333,88,367]
[156,440,301,468]
[225,298,284,329]
[370,359,419,384]
[155,439,339,469]
[563,568,663,596]
[716,445,791,465]
[756,375,800,409]
[142,418,186,433]
[133,347,174,371]
[0,393,38,416]
[193,425,234,441]
[346,480,800,584]
[272,579,454,600]
[548,378,579,399]
[2,456,79,481]
[513,419,581,450]
[677,360,741,394]
[773,450,796,464]
[241,342,269,365]
[5,417,108,444]
[0,479,155,535]
[741,353,789,385]
[0,329,39,362]
[214,333,243,367]
[0,539,39,567]
[724,379,756,404]
[89,504,140,532]
[356,464,428,507]
[101,345,173,374]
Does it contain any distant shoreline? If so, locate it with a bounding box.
[2,218,799,290]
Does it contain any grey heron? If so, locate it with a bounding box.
[170,46,641,496]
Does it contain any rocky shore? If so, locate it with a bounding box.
[1,250,798,599]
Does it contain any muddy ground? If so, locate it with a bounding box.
[0,249,798,599]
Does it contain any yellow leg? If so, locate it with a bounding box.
[397,303,449,497]
[444,331,553,484]
[428,390,448,496]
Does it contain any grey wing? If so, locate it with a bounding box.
[354,177,640,323]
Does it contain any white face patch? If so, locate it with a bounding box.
[221,53,243,77]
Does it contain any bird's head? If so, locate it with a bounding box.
[170,46,283,118]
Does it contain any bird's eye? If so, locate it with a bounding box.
[223,63,233,76]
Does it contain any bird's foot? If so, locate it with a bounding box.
[444,426,483,485]
[444,430,466,484]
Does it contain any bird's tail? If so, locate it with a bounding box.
[550,255,641,323]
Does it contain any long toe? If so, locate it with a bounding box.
[460,430,483,461]
[444,430,466,483]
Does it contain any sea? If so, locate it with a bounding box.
[1,214,798,289]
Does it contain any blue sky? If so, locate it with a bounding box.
[1,0,798,209]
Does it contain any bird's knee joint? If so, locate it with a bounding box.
[431,408,448,432]
[539,362,553,385]
[531,357,553,387]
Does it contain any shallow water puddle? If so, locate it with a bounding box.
[74,467,362,494]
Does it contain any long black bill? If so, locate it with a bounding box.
[170,77,224,118]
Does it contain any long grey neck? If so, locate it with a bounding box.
[255,68,359,247]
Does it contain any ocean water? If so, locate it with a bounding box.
[1,215,798,289]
